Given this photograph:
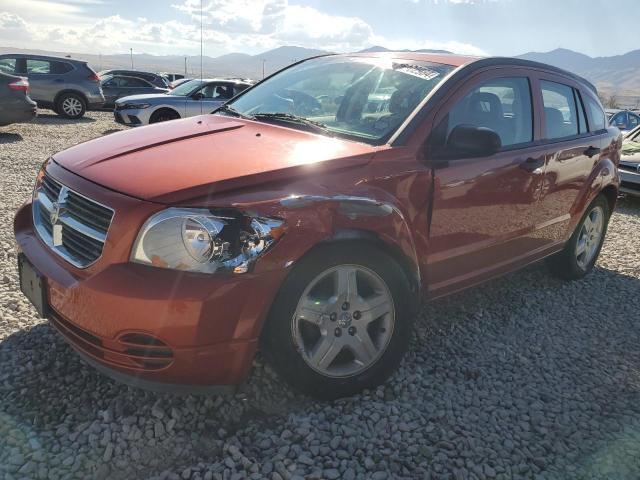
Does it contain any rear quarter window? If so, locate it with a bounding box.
[584,95,607,131]
[50,61,73,74]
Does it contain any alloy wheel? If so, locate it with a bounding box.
[291,264,395,378]
[575,205,604,270]
[62,97,83,117]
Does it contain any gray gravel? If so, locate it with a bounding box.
[1,111,640,480]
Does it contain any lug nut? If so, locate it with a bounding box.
[334,328,342,337]
[353,310,361,320]
[348,326,356,336]
[342,302,350,311]
[330,312,337,322]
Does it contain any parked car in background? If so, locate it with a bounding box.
[15,53,621,399]
[619,124,640,196]
[0,72,37,126]
[101,75,168,110]
[0,54,104,119]
[609,109,640,133]
[170,78,192,89]
[98,70,170,89]
[113,78,251,126]
[162,73,184,83]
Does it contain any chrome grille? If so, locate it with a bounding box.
[33,173,114,268]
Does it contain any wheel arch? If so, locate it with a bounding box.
[53,89,88,108]
[150,107,181,122]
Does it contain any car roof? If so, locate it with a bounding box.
[103,74,154,83]
[0,53,86,64]
[344,51,479,67]
[333,52,597,93]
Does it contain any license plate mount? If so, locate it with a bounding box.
[18,254,48,318]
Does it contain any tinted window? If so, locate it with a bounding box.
[541,81,579,139]
[584,95,607,131]
[630,113,640,130]
[445,77,533,147]
[125,77,149,87]
[26,59,51,74]
[0,58,16,74]
[50,61,73,74]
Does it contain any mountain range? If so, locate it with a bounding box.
[2,45,639,106]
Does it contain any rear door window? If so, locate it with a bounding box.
[26,59,51,74]
[541,80,579,140]
[445,76,533,148]
[0,58,16,74]
[630,113,640,130]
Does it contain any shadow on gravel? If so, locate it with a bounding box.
[34,113,96,124]
[102,129,123,135]
[2,263,640,478]
[0,132,23,144]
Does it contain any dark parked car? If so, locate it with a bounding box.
[0,54,104,119]
[0,72,37,126]
[15,53,621,399]
[608,109,640,133]
[100,75,168,109]
[98,70,170,89]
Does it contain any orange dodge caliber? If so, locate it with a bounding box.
[15,53,621,399]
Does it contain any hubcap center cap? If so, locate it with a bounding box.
[337,311,352,328]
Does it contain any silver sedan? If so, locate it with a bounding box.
[113,78,252,126]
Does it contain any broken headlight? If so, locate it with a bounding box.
[131,208,284,273]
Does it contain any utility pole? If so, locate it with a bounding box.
[130,48,133,69]
[262,59,266,79]
[184,57,187,77]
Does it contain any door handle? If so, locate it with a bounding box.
[584,146,601,158]
[54,79,64,83]
[520,157,545,172]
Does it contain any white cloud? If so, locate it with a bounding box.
[0,0,485,57]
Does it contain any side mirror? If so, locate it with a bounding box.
[444,124,502,159]
[616,123,626,130]
[192,92,204,101]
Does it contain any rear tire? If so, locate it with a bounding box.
[56,93,86,119]
[547,194,610,280]
[149,109,180,124]
[262,243,414,400]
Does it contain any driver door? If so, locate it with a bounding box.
[426,71,548,296]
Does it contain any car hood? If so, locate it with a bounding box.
[53,114,377,204]
[115,93,175,104]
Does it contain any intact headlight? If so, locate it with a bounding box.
[121,103,151,109]
[131,208,284,273]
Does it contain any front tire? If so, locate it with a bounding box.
[263,243,414,400]
[547,194,610,280]
[56,93,86,119]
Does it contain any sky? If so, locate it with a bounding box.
[0,0,636,58]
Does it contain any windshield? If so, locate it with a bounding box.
[226,56,454,144]
[168,79,205,96]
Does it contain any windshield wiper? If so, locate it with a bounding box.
[251,112,334,137]
[215,104,253,120]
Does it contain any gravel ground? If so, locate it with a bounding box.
[1,111,640,480]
